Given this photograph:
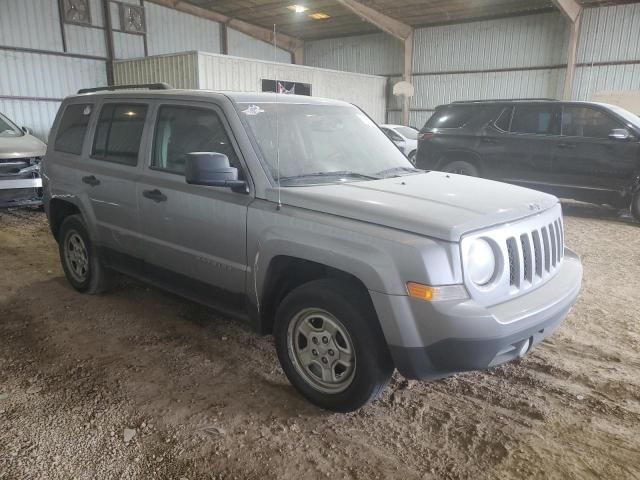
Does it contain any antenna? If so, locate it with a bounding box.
[273,24,282,210]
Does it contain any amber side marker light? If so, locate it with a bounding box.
[406,282,468,302]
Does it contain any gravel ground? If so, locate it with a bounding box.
[0,204,639,480]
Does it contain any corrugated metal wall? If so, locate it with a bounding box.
[227,29,291,64]
[409,12,569,127]
[305,33,403,76]
[114,52,200,88]
[0,0,108,140]
[306,5,640,126]
[573,3,640,100]
[144,1,221,56]
[113,51,387,123]
[0,0,302,140]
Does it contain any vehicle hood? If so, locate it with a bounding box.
[0,134,46,159]
[271,171,558,242]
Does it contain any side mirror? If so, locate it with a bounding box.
[21,126,33,135]
[184,152,247,193]
[609,128,631,141]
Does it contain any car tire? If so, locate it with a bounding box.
[58,214,111,294]
[274,278,393,412]
[441,160,479,177]
[408,150,417,166]
[631,192,640,221]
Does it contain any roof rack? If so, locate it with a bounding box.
[452,98,558,104]
[77,83,173,94]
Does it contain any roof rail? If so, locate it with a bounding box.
[77,83,173,94]
[452,98,558,104]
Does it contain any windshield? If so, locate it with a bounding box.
[393,126,419,140]
[604,104,640,127]
[0,113,23,138]
[236,102,415,185]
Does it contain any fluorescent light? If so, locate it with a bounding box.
[309,12,330,20]
[287,4,308,13]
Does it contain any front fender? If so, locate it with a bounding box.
[246,200,463,310]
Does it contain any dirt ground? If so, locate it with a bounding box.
[0,204,639,480]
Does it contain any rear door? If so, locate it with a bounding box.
[550,104,640,194]
[478,103,560,187]
[83,101,149,266]
[137,101,252,313]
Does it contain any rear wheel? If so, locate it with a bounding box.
[274,279,393,412]
[58,215,110,293]
[441,160,479,177]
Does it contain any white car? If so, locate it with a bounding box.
[0,112,46,208]
[380,124,419,164]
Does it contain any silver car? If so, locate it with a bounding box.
[43,87,582,412]
[0,112,46,208]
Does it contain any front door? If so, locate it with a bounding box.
[549,105,640,200]
[137,102,252,314]
[478,103,560,188]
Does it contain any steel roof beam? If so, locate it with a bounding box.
[335,0,414,126]
[553,0,583,100]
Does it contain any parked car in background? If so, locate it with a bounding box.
[380,124,419,164]
[416,99,640,220]
[43,87,582,412]
[0,112,46,208]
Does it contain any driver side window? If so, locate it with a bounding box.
[561,106,622,138]
[152,105,241,175]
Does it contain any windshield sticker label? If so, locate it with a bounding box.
[242,105,265,116]
[83,105,92,116]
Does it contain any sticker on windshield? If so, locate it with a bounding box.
[83,105,92,116]
[242,105,265,116]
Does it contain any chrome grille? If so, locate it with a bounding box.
[461,203,565,307]
[506,215,564,291]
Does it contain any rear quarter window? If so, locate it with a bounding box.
[425,105,483,129]
[54,104,93,155]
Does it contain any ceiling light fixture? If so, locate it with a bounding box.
[287,4,308,13]
[309,12,331,20]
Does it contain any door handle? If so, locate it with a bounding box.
[142,189,167,202]
[82,175,100,186]
[481,138,498,144]
[558,143,576,149]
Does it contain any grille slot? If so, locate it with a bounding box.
[504,212,564,295]
[548,223,557,267]
[520,234,532,283]
[532,230,542,277]
[506,238,518,286]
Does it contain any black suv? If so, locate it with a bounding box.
[416,99,640,219]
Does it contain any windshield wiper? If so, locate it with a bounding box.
[280,171,380,182]
[374,166,420,178]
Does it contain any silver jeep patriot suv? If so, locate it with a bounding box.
[43,85,583,412]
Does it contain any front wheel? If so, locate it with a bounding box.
[274,279,393,412]
[441,160,479,177]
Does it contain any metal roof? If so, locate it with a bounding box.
[181,0,639,40]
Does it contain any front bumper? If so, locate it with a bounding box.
[371,248,582,380]
[0,177,43,208]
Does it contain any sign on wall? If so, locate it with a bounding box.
[261,80,311,96]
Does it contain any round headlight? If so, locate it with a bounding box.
[467,239,496,286]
